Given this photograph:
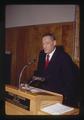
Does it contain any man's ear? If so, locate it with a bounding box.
[54,40,56,46]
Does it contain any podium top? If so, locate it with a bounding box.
[5,84,63,101]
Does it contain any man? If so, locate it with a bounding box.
[31,33,80,107]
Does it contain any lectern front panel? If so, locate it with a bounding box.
[5,91,30,110]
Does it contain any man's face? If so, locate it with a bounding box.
[42,36,56,54]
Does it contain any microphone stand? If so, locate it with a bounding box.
[18,65,28,89]
[18,59,36,89]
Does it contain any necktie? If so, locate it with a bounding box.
[45,54,49,69]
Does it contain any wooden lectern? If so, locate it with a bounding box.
[5,85,79,115]
[5,85,63,115]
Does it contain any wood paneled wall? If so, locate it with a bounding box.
[5,22,78,86]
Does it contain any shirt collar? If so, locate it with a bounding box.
[46,47,56,61]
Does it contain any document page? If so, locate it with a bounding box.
[41,103,74,115]
[29,87,44,93]
[21,85,45,93]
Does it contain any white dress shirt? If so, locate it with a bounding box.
[46,47,56,61]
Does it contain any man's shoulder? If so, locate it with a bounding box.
[56,46,73,61]
[56,46,67,56]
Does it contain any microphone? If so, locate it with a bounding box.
[18,59,36,89]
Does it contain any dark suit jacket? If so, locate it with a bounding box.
[33,46,80,107]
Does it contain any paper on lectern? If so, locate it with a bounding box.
[41,103,74,115]
[21,85,45,93]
